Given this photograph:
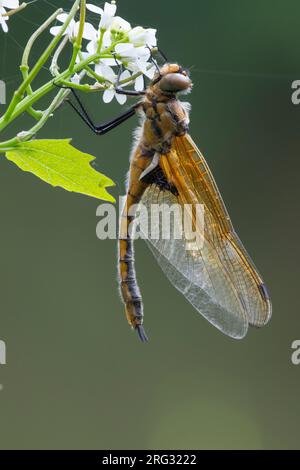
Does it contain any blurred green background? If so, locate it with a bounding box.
[0,0,300,450]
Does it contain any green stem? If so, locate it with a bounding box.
[2,0,80,124]
[0,72,85,152]
[18,89,69,141]
[69,0,86,71]
[0,52,97,133]
[19,9,64,119]
[26,106,43,120]
[58,79,97,92]
[0,34,128,140]
[83,65,108,83]
[1,2,27,18]
[21,8,63,70]
[50,35,69,76]
[0,91,66,151]
[77,0,86,48]
[96,29,105,54]
[19,67,42,119]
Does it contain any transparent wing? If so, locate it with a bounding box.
[137,135,271,339]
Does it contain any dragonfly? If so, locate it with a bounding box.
[61,57,272,342]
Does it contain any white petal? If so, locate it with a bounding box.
[77,51,90,63]
[115,43,134,53]
[126,62,138,74]
[56,13,69,23]
[115,43,136,59]
[100,15,113,30]
[134,59,148,74]
[101,30,112,50]
[0,16,8,33]
[128,26,147,45]
[103,89,115,103]
[86,4,103,15]
[103,2,117,17]
[134,74,144,91]
[120,70,131,81]
[72,22,80,38]
[128,26,142,37]
[49,26,64,36]
[145,29,157,46]
[94,63,102,76]
[134,46,150,61]
[111,16,131,32]
[3,0,19,8]
[86,39,97,55]
[116,93,127,105]
[71,73,80,84]
[101,58,119,66]
[143,64,156,79]
[82,22,97,40]
[95,64,116,81]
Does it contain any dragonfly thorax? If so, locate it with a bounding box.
[140,92,190,155]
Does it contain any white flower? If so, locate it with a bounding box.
[128,26,157,47]
[1,0,19,6]
[115,43,156,79]
[86,2,116,31]
[50,14,78,40]
[133,74,145,92]
[47,2,159,105]
[85,28,119,67]
[110,16,131,33]
[86,28,113,56]
[49,13,94,42]
[94,63,142,102]
[0,0,19,33]
[102,69,131,105]
[94,63,116,83]
[85,3,103,16]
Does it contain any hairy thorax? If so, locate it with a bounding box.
[139,87,190,156]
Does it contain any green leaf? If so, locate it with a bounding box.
[5,139,115,202]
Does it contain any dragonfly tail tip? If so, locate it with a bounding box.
[136,325,149,343]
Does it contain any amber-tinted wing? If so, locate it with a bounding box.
[138,134,271,339]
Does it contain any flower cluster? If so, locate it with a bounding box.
[50,2,158,104]
[0,0,19,32]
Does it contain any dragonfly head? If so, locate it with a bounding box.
[153,63,192,94]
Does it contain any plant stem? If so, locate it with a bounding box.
[69,0,86,71]
[57,80,96,92]
[0,71,85,152]
[0,90,64,151]
[83,65,108,83]
[50,35,69,77]
[0,32,129,138]
[0,46,120,133]
[2,0,80,124]
[96,29,105,54]
[1,2,27,17]
[20,9,62,121]
[21,8,63,70]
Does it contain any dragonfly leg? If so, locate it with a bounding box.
[113,60,146,97]
[54,83,139,134]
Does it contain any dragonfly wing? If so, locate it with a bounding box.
[137,135,271,339]
[174,134,271,328]
[139,185,248,339]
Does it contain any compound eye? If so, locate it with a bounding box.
[159,73,191,92]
